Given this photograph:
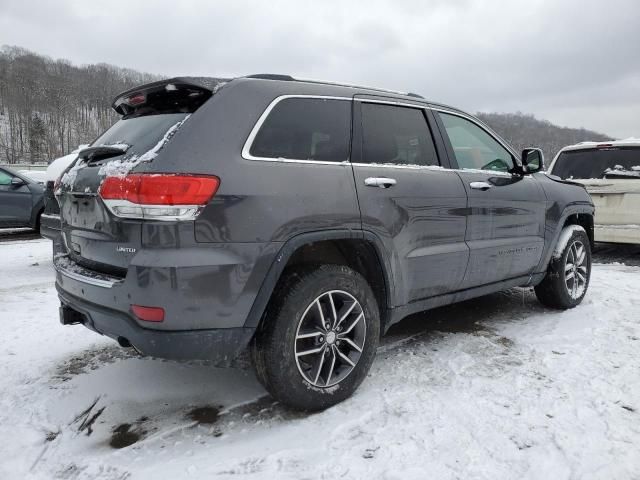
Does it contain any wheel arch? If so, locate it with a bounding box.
[244,230,395,334]
[536,204,594,273]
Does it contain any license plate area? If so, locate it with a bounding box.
[59,305,87,326]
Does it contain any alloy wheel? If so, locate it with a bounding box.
[565,240,588,300]
[294,290,366,387]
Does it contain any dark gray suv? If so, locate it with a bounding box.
[0,166,44,230]
[54,75,594,410]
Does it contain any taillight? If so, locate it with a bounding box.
[99,173,219,221]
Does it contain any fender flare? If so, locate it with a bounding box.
[243,229,395,328]
[535,202,594,273]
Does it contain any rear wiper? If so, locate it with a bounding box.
[77,145,129,163]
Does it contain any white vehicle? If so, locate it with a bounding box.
[548,138,640,244]
[45,145,88,183]
[18,169,47,184]
[40,145,88,240]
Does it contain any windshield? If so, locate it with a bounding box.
[551,147,640,179]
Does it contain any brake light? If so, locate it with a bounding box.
[127,93,146,106]
[131,304,165,322]
[99,173,219,220]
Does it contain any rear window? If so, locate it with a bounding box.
[91,113,189,158]
[95,82,218,159]
[551,147,640,179]
[249,98,351,162]
[361,103,439,166]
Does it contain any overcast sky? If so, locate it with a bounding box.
[1,0,638,138]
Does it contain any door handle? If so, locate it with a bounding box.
[364,177,397,188]
[469,181,492,191]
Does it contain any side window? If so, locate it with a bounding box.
[438,112,513,172]
[361,103,439,166]
[0,170,12,186]
[249,98,351,162]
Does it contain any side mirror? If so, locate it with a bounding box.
[10,177,25,187]
[521,148,545,174]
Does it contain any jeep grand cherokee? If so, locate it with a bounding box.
[54,74,594,410]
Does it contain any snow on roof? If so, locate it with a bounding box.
[562,137,640,151]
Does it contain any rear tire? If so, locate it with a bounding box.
[535,226,591,309]
[251,264,380,411]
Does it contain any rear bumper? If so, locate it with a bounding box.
[53,237,282,361]
[594,224,640,245]
[57,288,254,362]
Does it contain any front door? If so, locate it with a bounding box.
[0,169,32,227]
[351,99,469,306]
[434,111,546,288]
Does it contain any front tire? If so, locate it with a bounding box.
[251,264,380,411]
[535,226,591,309]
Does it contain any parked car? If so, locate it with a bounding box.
[18,169,47,185]
[548,139,640,244]
[54,75,594,410]
[40,147,86,241]
[0,166,45,230]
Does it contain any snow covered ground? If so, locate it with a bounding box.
[0,238,639,480]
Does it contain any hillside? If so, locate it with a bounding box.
[0,46,160,164]
[0,46,614,165]
[476,112,613,163]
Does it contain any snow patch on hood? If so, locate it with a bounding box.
[59,155,85,188]
[46,145,89,182]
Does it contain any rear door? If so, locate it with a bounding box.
[433,110,546,288]
[0,168,32,227]
[352,98,469,305]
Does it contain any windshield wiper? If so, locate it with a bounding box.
[77,145,129,163]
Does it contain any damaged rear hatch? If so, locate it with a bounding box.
[56,77,226,274]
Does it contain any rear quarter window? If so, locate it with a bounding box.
[249,98,351,162]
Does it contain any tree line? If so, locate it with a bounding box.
[476,112,612,163]
[0,45,613,165]
[0,45,159,164]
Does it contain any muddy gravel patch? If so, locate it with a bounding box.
[54,345,137,381]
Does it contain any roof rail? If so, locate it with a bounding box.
[244,74,427,101]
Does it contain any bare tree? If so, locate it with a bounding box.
[0,45,160,164]
[477,112,613,163]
